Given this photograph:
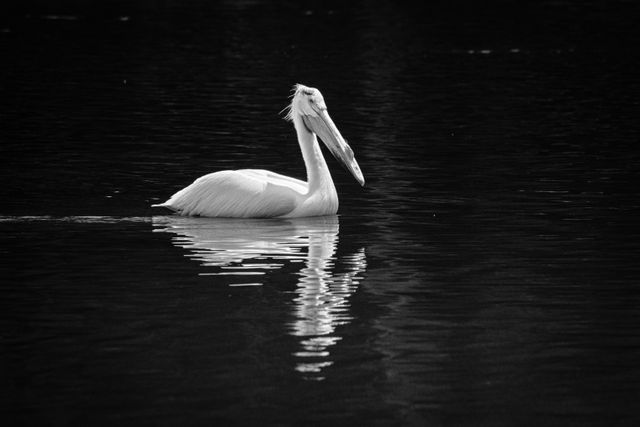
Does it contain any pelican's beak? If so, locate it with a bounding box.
[302,110,365,186]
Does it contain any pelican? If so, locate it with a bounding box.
[152,84,365,218]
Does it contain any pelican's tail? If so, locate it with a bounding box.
[151,202,177,211]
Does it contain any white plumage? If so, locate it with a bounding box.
[152,84,364,218]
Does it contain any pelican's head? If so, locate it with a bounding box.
[285,84,365,187]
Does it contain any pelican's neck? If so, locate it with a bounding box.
[293,115,334,194]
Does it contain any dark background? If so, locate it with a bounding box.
[1,1,639,425]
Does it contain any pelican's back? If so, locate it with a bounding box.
[153,170,299,218]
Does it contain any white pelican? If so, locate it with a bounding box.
[152,84,365,218]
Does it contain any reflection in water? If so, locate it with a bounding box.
[293,243,366,377]
[152,215,366,379]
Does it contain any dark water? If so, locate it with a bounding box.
[2,1,640,425]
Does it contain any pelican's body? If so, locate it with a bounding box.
[152,84,364,218]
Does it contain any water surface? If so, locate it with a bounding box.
[1,1,639,425]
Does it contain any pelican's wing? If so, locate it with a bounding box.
[153,170,301,218]
[236,169,307,194]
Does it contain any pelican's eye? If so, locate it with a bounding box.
[303,89,314,96]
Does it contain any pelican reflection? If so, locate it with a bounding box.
[152,215,366,378]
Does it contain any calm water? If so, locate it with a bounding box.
[2,1,639,425]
